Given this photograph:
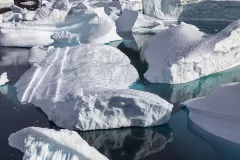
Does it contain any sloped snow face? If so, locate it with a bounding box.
[115,9,166,32]
[0,7,122,47]
[9,127,109,160]
[0,72,9,86]
[143,0,240,21]
[25,89,172,131]
[183,82,240,144]
[15,44,139,104]
[143,21,240,84]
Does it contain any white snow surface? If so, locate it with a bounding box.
[183,82,240,144]
[15,44,139,104]
[115,9,166,32]
[143,20,240,84]
[0,72,9,86]
[8,127,109,160]
[0,7,122,47]
[143,0,240,22]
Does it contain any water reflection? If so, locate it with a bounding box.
[0,47,30,83]
[79,127,172,160]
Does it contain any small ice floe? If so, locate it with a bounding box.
[9,127,109,160]
[0,72,9,86]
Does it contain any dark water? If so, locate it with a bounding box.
[1,22,240,160]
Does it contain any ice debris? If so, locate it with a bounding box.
[0,72,9,86]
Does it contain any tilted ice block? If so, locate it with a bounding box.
[143,20,240,84]
[116,9,166,32]
[22,89,172,131]
[0,72,9,86]
[15,44,139,104]
[0,7,122,47]
[183,82,240,144]
[9,127,109,160]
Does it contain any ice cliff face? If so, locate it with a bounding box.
[143,0,240,22]
[9,127,109,160]
[183,82,240,144]
[143,20,240,84]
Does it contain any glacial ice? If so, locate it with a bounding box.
[115,9,166,32]
[143,21,240,84]
[0,72,8,86]
[9,127,109,160]
[0,6,122,47]
[15,44,138,104]
[143,0,240,22]
[183,82,240,144]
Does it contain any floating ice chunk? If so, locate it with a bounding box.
[22,89,172,131]
[15,44,138,104]
[0,7,122,47]
[143,21,240,84]
[0,72,9,86]
[183,82,240,144]
[116,9,166,33]
[119,0,142,12]
[51,31,81,47]
[9,127,109,160]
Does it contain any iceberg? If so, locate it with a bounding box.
[183,82,240,144]
[143,21,240,84]
[15,44,139,104]
[0,72,8,86]
[9,127,109,160]
[143,0,240,22]
[0,7,122,47]
[115,9,166,33]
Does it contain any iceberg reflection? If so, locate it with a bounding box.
[79,127,172,160]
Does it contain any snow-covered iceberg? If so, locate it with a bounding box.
[143,21,240,84]
[9,127,109,160]
[15,44,138,104]
[0,7,122,47]
[115,9,166,33]
[0,72,9,86]
[143,0,240,22]
[80,127,172,160]
[183,82,240,144]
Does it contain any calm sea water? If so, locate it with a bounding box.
[1,21,240,160]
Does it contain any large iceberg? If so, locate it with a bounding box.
[115,9,166,32]
[9,127,109,160]
[143,0,240,22]
[183,82,240,144]
[0,6,122,47]
[143,21,240,84]
[0,72,8,86]
[15,44,138,103]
